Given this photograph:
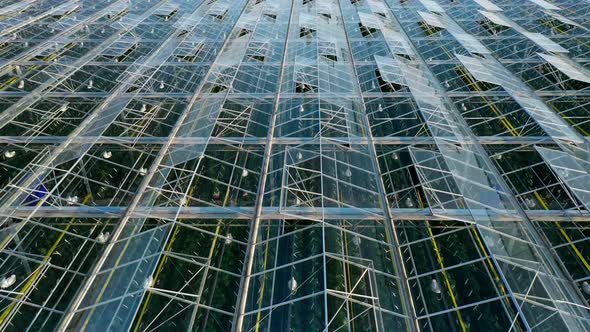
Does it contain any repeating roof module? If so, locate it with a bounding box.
[0,0,589,331]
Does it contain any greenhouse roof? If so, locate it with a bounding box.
[0,0,589,331]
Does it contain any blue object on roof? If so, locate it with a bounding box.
[25,183,48,206]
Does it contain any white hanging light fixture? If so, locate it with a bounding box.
[144,276,153,289]
[430,278,441,294]
[0,275,16,289]
[525,197,536,208]
[67,195,78,205]
[288,277,297,292]
[96,232,110,243]
[225,233,233,245]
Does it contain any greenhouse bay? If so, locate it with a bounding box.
[0,0,589,331]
